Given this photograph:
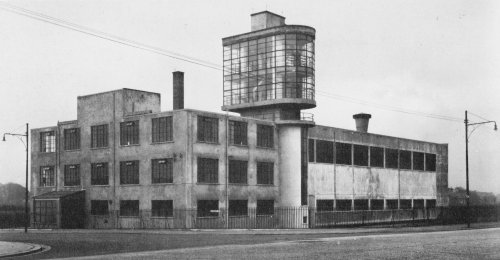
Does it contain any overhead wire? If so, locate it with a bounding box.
[0,2,465,124]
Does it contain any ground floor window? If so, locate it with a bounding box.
[426,199,436,208]
[120,200,139,217]
[370,199,384,210]
[336,200,352,211]
[316,200,334,212]
[413,199,425,209]
[256,200,274,215]
[386,199,399,210]
[34,200,57,225]
[228,200,248,216]
[354,199,368,210]
[197,200,218,217]
[151,200,173,217]
[400,199,412,209]
[90,200,109,215]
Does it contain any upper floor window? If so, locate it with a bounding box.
[425,153,437,172]
[152,117,173,143]
[197,116,218,143]
[40,131,55,153]
[257,161,274,185]
[229,120,248,146]
[229,160,247,184]
[197,158,218,183]
[257,124,274,148]
[63,128,80,151]
[39,166,55,187]
[308,139,315,162]
[399,150,412,170]
[120,120,139,145]
[413,152,425,171]
[335,142,352,165]
[120,160,139,185]
[91,162,109,185]
[152,158,173,184]
[316,140,333,163]
[385,148,399,169]
[353,145,369,166]
[370,147,384,168]
[91,124,108,148]
[64,164,80,186]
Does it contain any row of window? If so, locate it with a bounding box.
[38,158,274,187]
[39,116,275,152]
[309,139,437,171]
[316,199,437,211]
[91,199,275,217]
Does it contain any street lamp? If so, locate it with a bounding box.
[464,111,497,228]
[2,123,29,233]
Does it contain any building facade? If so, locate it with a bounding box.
[30,11,448,229]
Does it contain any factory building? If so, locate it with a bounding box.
[30,11,447,229]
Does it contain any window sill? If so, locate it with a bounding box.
[150,216,174,219]
[90,184,110,187]
[63,149,81,152]
[90,147,110,150]
[118,216,140,218]
[150,141,174,145]
[150,183,174,186]
[196,183,220,185]
[197,141,220,145]
[39,151,56,154]
[228,183,248,186]
[196,216,219,219]
[63,185,81,187]
[119,184,141,186]
[256,146,275,150]
[120,144,140,147]
[230,144,248,148]
[256,184,275,187]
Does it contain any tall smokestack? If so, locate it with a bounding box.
[173,71,184,110]
[353,113,371,133]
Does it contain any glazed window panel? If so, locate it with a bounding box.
[229,121,248,146]
[353,145,369,166]
[39,166,55,187]
[91,200,109,216]
[91,124,108,148]
[197,158,218,183]
[120,120,139,145]
[425,153,437,172]
[152,117,173,143]
[63,128,80,150]
[64,164,80,186]
[120,200,139,217]
[40,131,55,152]
[197,116,219,143]
[413,152,425,171]
[257,124,274,148]
[399,150,412,170]
[120,161,139,185]
[370,147,384,168]
[229,160,247,184]
[257,161,274,185]
[228,200,248,216]
[256,200,274,215]
[197,200,218,217]
[308,139,315,162]
[335,142,352,165]
[316,200,334,212]
[385,148,399,169]
[152,200,173,217]
[316,140,333,164]
[91,162,109,185]
[152,158,173,184]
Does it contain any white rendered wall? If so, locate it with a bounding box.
[278,126,302,207]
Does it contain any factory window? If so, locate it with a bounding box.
[400,200,412,209]
[229,200,248,216]
[336,200,352,211]
[413,152,425,171]
[64,164,80,186]
[120,161,139,185]
[120,120,139,146]
[91,124,108,148]
[197,200,219,217]
[385,148,399,169]
[229,160,248,184]
[413,199,425,209]
[34,200,56,225]
[370,147,384,168]
[152,116,173,143]
[353,145,369,166]
[91,162,109,185]
[257,161,274,185]
[426,199,436,208]
[386,199,398,210]
[256,200,274,215]
[316,140,333,163]
[425,153,436,172]
[229,120,248,146]
[90,200,109,216]
[40,131,55,153]
[354,199,369,210]
[316,200,334,212]
[152,158,173,184]
[370,199,384,210]
[197,158,218,183]
[63,128,80,151]
[335,142,352,165]
[399,150,411,170]
[119,200,139,217]
[197,116,219,143]
[152,200,173,217]
[308,139,315,162]
[257,124,274,148]
[39,166,55,187]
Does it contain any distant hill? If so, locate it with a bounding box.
[0,183,26,206]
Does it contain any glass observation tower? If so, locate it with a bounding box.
[222,11,316,123]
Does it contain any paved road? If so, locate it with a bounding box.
[59,228,500,260]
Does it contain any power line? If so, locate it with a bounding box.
[0,2,464,123]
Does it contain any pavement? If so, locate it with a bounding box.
[0,241,44,258]
[0,222,499,259]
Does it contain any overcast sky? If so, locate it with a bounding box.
[0,0,499,194]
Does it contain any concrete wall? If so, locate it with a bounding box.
[308,125,448,208]
[278,126,302,207]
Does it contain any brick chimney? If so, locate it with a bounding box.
[173,71,184,110]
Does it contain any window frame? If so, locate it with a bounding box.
[228,160,248,184]
[152,116,173,143]
[197,200,219,217]
[91,162,109,186]
[197,158,219,184]
[228,200,248,217]
[63,128,80,151]
[335,142,352,165]
[120,120,140,146]
[40,131,56,153]
[353,144,369,167]
[256,161,274,185]
[119,200,139,217]
[256,200,274,215]
[63,164,80,186]
[151,200,173,218]
[370,146,384,168]
[151,158,174,184]
[229,120,248,146]
[256,124,274,148]
[316,140,334,164]
[197,116,219,143]
[91,124,109,148]
[119,160,139,185]
[39,166,55,187]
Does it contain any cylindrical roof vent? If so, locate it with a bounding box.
[353,113,371,133]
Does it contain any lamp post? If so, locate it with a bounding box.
[2,123,29,233]
[464,111,497,228]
